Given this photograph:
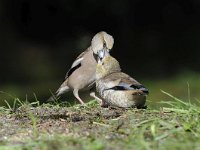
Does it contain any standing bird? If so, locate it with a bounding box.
[95,51,149,108]
[49,31,114,104]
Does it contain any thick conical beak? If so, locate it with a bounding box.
[97,48,110,60]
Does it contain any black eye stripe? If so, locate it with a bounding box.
[93,53,98,62]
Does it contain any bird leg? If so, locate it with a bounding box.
[90,92,108,107]
[73,89,85,104]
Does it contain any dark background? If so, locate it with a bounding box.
[0,0,200,103]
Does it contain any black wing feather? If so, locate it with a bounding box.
[105,84,149,94]
[65,63,81,79]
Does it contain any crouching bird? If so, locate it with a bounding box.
[48,31,114,104]
[95,51,149,108]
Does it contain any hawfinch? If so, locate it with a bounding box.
[95,52,148,108]
[49,31,114,104]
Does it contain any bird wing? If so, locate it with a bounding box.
[104,72,149,94]
[65,48,91,79]
[65,57,83,79]
[104,78,122,89]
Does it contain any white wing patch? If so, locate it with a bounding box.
[105,79,121,88]
[71,57,84,68]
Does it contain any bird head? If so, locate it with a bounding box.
[91,31,114,55]
[96,55,121,79]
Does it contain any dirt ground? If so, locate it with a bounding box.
[0,103,154,142]
[1,90,200,149]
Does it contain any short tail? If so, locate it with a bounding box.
[140,87,149,95]
[47,95,57,102]
[56,86,70,96]
[47,80,70,102]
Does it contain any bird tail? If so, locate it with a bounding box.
[56,85,70,96]
[140,87,149,95]
[47,95,57,102]
[56,79,70,95]
[46,80,70,102]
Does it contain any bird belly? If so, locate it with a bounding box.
[68,68,96,90]
[102,90,136,107]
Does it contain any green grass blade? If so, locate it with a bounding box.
[161,90,188,106]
